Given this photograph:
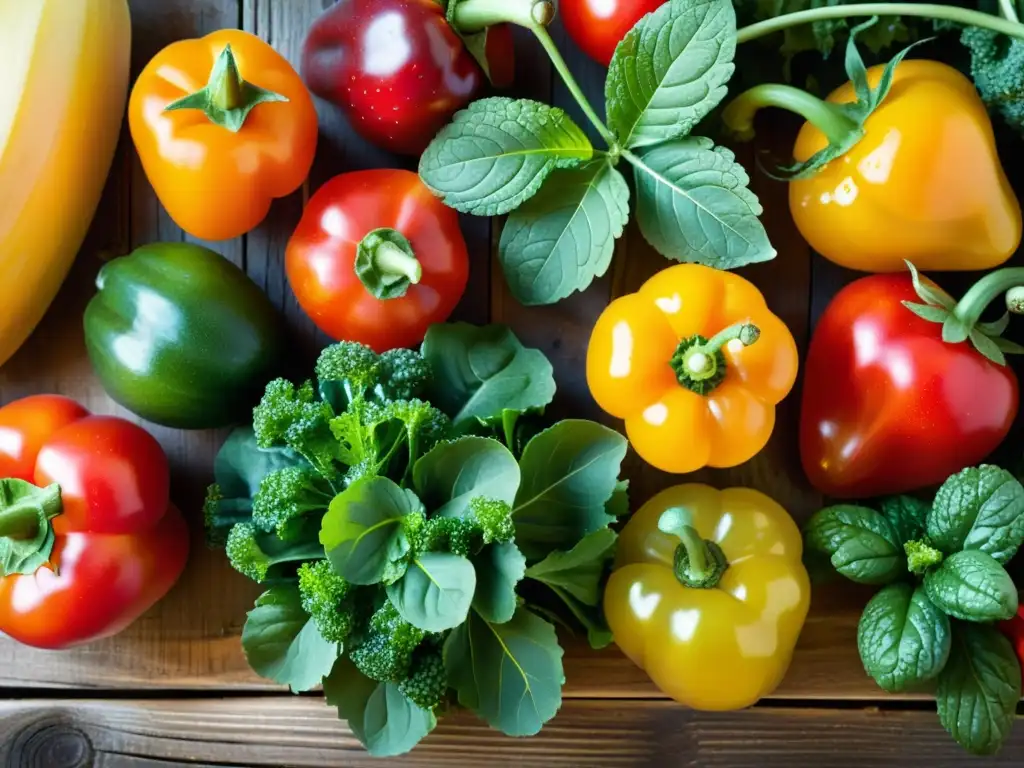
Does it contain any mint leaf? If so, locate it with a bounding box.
[0,479,62,577]
[879,495,929,547]
[444,606,565,736]
[606,0,736,148]
[927,465,1024,564]
[472,541,527,624]
[937,622,1021,756]
[498,160,630,306]
[320,476,416,585]
[324,657,436,758]
[422,323,556,426]
[242,586,340,693]
[632,138,775,269]
[413,436,520,519]
[804,505,904,585]
[923,550,1018,622]
[513,420,628,562]
[857,583,951,693]
[387,551,476,632]
[418,97,592,216]
[526,528,618,606]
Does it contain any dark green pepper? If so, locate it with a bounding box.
[84,243,285,429]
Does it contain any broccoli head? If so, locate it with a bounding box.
[252,378,340,481]
[410,497,515,557]
[962,26,1024,136]
[315,341,384,408]
[467,497,515,545]
[379,348,431,401]
[297,560,357,644]
[349,600,427,683]
[398,646,448,711]
[252,466,335,541]
[225,522,324,583]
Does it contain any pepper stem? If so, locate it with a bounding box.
[948,267,1024,339]
[670,322,760,396]
[165,44,289,133]
[450,0,555,31]
[0,480,61,538]
[355,228,423,301]
[905,540,944,575]
[722,84,861,146]
[658,508,729,590]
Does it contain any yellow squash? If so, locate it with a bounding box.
[0,0,130,368]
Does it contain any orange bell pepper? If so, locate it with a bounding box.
[586,264,798,474]
[128,29,318,242]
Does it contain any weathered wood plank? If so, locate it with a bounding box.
[0,697,1016,767]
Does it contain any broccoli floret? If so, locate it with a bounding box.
[203,484,253,548]
[398,646,447,711]
[252,378,340,481]
[416,516,480,557]
[467,497,515,545]
[315,341,385,408]
[252,466,334,541]
[962,26,1024,136]
[379,348,431,401]
[225,522,324,583]
[297,560,357,644]
[349,601,427,683]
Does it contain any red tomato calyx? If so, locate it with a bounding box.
[670,321,761,396]
[164,43,289,134]
[0,478,62,577]
[657,508,729,590]
[355,228,424,301]
[902,261,1024,366]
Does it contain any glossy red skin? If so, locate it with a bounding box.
[286,169,469,353]
[301,0,511,155]
[799,275,1019,499]
[561,0,666,66]
[0,395,189,649]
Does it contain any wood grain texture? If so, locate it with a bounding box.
[1,697,1020,768]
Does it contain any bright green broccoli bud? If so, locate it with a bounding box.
[398,647,447,711]
[349,601,426,683]
[297,560,356,644]
[315,341,384,407]
[379,348,431,401]
[418,516,479,558]
[962,26,1024,137]
[468,497,515,545]
[225,522,324,583]
[252,466,334,541]
[203,484,252,548]
[252,379,319,449]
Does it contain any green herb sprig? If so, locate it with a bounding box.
[204,323,630,757]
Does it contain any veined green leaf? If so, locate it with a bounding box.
[472,541,527,624]
[387,551,476,632]
[804,504,904,585]
[928,465,1024,565]
[525,528,618,606]
[413,436,520,519]
[923,550,1018,622]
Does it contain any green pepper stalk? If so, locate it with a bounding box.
[658,508,729,589]
[355,228,424,301]
[670,322,761,396]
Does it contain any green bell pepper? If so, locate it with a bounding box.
[84,243,285,429]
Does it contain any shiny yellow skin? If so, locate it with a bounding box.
[0,0,131,368]
[790,59,1022,273]
[604,484,811,711]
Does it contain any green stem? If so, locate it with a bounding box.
[530,25,618,147]
[209,44,244,111]
[721,84,862,146]
[950,268,1024,332]
[374,242,423,285]
[657,508,728,589]
[736,3,1024,45]
[999,0,1020,24]
[450,0,555,30]
[670,322,760,395]
[0,503,41,539]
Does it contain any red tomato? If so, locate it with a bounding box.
[0,395,189,649]
[561,0,666,66]
[286,169,470,353]
[799,274,1019,499]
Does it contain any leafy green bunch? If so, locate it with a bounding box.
[419,0,776,308]
[204,322,630,757]
[804,465,1024,756]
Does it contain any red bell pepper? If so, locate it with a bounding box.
[299,0,553,155]
[285,169,469,353]
[800,263,1023,499]
[0,395,189,649]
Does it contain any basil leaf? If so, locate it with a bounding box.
[418,97,593,216]
[803,505,904,585]
[605,0,736,148]
[928,465,1024,563]
[857,583,951,693]
[513,420,628,562]
[472,541,527,624]
[923,550,1018,622]
[498,160,630,307]
[880,495,930,547]
[0,479,61,577]
[422,323,556,427]
[525,529,618,606]
[444,606,565,736]
[386,551,476,632]
[320,476,416,585]
[242,586,340,693]
[413,436,520,519]
[632,138,775,269]
[324,658,436,758]
[937,622,1021,756]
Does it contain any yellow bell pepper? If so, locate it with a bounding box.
[0,0,131,368]
[604,484,811,711]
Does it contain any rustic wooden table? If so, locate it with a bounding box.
[3,1,1024,765]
